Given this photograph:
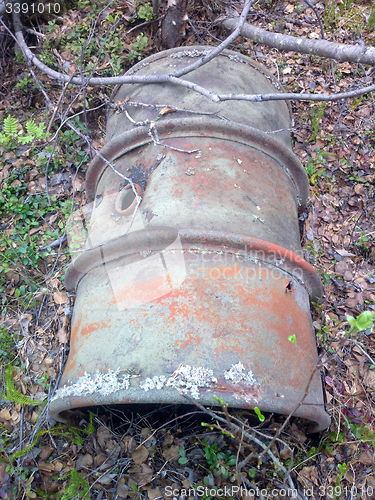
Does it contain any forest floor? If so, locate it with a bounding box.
[0,0,375,498]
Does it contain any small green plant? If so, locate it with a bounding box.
[347,310,374,335]
[288,334,297,345]
[309,103,327,142]
[127,33,148,61]
[0,116,50,149]
[254,406,265,422]
[0,327,17,365]
[14,75,35,93]
[178,446,189,464]
[367,8,375,32]
[200,440,237,481]
[2,365,45,407]
[133,1,155,22]
[58,469,89,500]
[304,149,329,185]
[353,230,373,251]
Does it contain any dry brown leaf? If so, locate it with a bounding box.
[76,453,93,470]
[137,463,153,486]
[0,164,10,183]
[96,473,116,485]
[162,432,174,446]
[116,481,129,497]
[132,445,149,465]
[121,435,137,455]
[0,462,6,483]
[57,326,69,344]
[289,423,307,443]
[159,107,175,115]
[357,450,373,466]
[97,425,113,448]
[38,461,55,473]
[364,370,375,389]
[162,444,180,461]
[54,461,63,472]
[53,291,68,305]
[148,487,162,500]
[298,466,319,489]
[0,409,11,421]
[94,454,107,468]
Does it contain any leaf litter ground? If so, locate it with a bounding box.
[0,0,375,498]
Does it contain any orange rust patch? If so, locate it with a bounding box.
[175,330,203,349]
[64,316,82,374]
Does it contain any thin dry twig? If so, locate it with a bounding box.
[11,6,375,104]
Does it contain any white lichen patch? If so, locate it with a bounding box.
[140,365,218,399]
[52,369,130,401]
[224,362,257,386]
[140,375,167,391]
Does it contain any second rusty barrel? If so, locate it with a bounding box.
[49,47,330,432]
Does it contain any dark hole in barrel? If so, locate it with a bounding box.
[115,186,138,214]
[120,188,135,210]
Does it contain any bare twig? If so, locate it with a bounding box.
[148,122,200,153]
[11,7,375,103]
[222,17,375,66]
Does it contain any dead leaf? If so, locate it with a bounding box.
[162,432,174,447]
[298,466,319,489]
[20,314,32,336]
[364,370,375,389]
[289,423,307,443]
[357,450,373,466]
[116,481,129,497]
[0,462,6,483]
[56,325,69,344]
[335,249,356,257]
[76,453,93,470]
[97,425,113,449]
[162,445,180,461]
[148,487,162,500]
[159,107,175,115]
[137,463,153,486]
[121,435,137,456]
[98,473,117,484]
[38,461,55,473]
[132,445,149,465]
[0,409,11,420]
[53,291,68,305]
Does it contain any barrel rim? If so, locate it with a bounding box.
[86,118,309,206]
[64,230,323,300]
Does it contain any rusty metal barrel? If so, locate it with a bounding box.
[49,47,330,432]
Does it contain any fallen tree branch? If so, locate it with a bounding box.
[222,17,375,66]
[11,6,375,103]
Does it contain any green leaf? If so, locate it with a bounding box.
[347,315,357,329]
[3,115,18,135]
[356,311,374,331]
[26,119,38,136]
[248,468,256,479]
[18,135,34,144]
[254,406,265,422]
[288,334,297,345]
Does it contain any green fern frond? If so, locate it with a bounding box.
[25,119,39,136]
[0,131,9,144]
[3,116,18,136]
[60,469,89,500]
[18,135,34,144]
[35,123,47,139]
[5,365,45,406]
